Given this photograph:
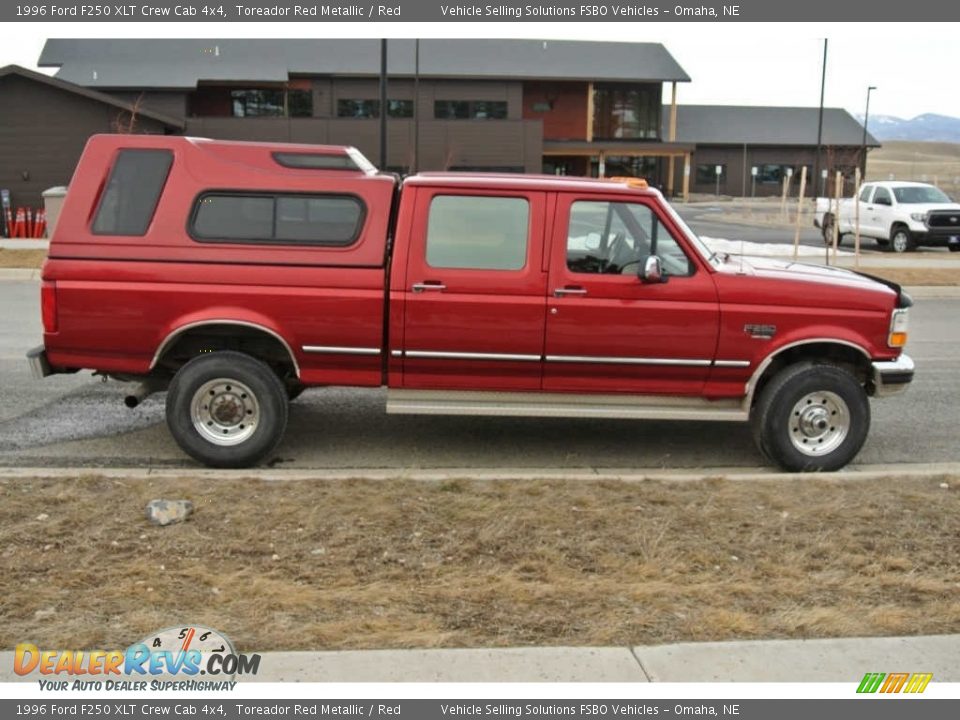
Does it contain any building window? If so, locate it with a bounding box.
[426,196,529,270]
[288,90,313,118]
[231,89,284,117]
[229,89,313,118]
[92,149,173,236]
[696,164,726,184]
[434,100,508,120]
[191,193,365,246]
[336,99,414,119]
[592,83,660,140]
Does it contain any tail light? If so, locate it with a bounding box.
[41,281,58,334]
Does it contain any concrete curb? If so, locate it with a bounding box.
[0,463,957,484]
[0,269,40,280]
[2,635,958,682]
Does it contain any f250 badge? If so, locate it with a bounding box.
[745,324,777,339]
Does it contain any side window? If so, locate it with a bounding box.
[92,149,173,235]
[873,187,892,206]
[191,193,364,245]
[425,195,529,270]
[567,200,693,277]
[859,185,874,203]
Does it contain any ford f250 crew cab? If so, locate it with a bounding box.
[28,135,915,471]
[814,180,960,253]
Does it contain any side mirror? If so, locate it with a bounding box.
[639,255,665,284]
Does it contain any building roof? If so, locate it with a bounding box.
[0,64,184,128]
[662,105,879,147]
[38,39,691,89]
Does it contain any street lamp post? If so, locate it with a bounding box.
[861,86,876,178]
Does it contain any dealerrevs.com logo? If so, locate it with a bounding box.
[15,626,260,691]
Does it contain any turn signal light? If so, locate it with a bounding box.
[888,309,909,348]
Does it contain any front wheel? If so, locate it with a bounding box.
[889,226,915,253]
[751,362,870,472]
[166,351,289,468]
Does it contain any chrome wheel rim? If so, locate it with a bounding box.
[892,232,908,253]
[788,391,849,456]
[191,378,259,446]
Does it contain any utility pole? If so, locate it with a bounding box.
[379,39,387,170]
[861,85,877,178]
[813,39,827,198]
[413,39,420,174]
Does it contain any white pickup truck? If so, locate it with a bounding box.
[814,181,960,253]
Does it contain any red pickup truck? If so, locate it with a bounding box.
[28,135,914,472]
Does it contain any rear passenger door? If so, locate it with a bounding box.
[398,187,548,390]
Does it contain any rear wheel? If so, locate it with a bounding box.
[166,351,288,468]
[821,214,835,245]
[751,362,869,472]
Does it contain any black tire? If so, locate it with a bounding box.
[889,225,915,254]
[166,351,289,468]
[751,362,870,472]
[949,244,960,253]
[820,214,834,245]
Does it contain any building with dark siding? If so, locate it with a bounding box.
[0,65,181,207]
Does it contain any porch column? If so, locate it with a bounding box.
[667,82,678,195]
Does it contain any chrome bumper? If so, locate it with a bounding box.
[871,354,914,397]
[26,345,52,380]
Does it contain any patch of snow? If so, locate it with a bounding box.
[701,236,852,257]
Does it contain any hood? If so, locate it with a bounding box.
[713,254,899,309]
[909,203,960,214]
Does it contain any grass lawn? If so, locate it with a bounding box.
[1,474,957,651]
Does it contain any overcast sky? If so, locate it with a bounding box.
[2,24,957,120]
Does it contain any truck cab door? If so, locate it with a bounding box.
[543,193,720,395]
[396,187,548,390]
[856,184,877,236]
[869,185,895,238]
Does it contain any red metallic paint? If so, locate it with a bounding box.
[43,135,904,402]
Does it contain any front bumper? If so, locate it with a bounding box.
[26,345,52,380]
[871,354,914,397]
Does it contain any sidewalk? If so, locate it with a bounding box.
[2,635,958,682]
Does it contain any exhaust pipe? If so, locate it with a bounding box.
[124,380,164,408]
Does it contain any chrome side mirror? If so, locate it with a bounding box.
[639,255,665,284]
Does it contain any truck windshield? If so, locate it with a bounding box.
[893,186,952,204]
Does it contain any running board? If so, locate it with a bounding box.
[386,389,748,422]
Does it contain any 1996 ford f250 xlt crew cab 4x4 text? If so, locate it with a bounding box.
[28,135,914,471]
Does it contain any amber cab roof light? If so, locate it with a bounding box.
[607,176,649,189]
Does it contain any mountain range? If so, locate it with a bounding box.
[856,113,960,142]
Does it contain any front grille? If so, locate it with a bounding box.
[927,211,960,229]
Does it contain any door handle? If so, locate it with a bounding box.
[412,282,446,293]
[554,287,587,297]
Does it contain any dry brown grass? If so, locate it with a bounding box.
[857,266,960,286]
[867,141,960,198]
[0,248,46,269]
[1,475,958,652]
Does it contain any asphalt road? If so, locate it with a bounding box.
[0,278,957,470]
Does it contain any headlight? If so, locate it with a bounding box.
[910,212,927,222]
[888,309,909,348]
